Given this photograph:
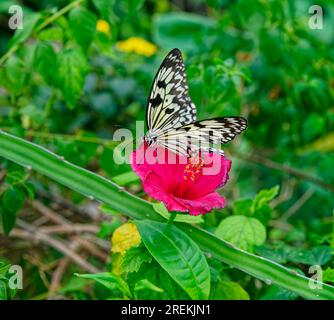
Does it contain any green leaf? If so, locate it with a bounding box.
[210,281,250,300]
[93,0,110,15]
[135,220,210,300]
[252,185,280,211]
[1,187,24,235]
[121,244,152,274]
[233,198,253,216]
[8,12,41,48]
[99,204,120,216]
[260,285,298,300]
[0,207,17,236]
[152,202,203,224]
[22,182,35,200]
[323,268,334,283]
[0,261,10,276]
[215,216,266,252]
[5,56,25,95]
[33,41,57,84]
[98,219,123,238]
[134,279,164,298]
[253,204,272,226]
[127,260,189,299]
[75,272,130,297]
[56,48,88,109]
[287,246,332,266]
[2,187,25,214]
[154,13,216,51]
[112,171,139,186]
[256,243,291,264]
[0,280,7,300]
[302,113,325,142]
[69,7,97,51]
[37,26,63,41]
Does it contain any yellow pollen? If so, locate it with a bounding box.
[183,156,204,181]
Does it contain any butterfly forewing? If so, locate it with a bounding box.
[146,48,196,132]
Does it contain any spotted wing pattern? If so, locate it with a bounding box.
[146,48,196,132]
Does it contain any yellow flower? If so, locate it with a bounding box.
[116,37,158,57]
[111,222,141,255]
[96,19,110,35]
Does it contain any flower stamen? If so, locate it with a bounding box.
[183,155,204,181]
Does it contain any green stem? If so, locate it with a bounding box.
[0,130,334,300]
[35,0,83,32]
[167,212,177,224]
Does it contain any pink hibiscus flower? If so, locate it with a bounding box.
[130,144,232,215]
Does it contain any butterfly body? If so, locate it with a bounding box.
[144,48,247,157]
[143,129,160,146]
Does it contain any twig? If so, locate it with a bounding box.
[40,224,99,235]
[271,179,295,207]
[11,220,100,273]
[280,188,316,221]
[236,151,334,193]
[75,238,108,261]
[48,239,81,298]
[32,200,70,226]
[36,190,107,221]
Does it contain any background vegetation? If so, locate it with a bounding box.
[0,0,333,300]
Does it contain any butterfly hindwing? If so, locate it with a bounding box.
[157,117,248,156]
[146,48,196,132]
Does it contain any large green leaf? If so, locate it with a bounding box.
[135,220,210,300]
[56,48,88,109]
[127,259,189,300]
[121,244,152,274]
[69,7,97,51]
[215,215,266,252]
[33,41,57,84]
[287,246,332,266]
[1,187,25,235]
[4,56,25,95]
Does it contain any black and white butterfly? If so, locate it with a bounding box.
[143,48,247,157]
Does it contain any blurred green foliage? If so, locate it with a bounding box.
[0,0,334,300]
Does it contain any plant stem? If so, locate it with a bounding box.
[167,213,177,224]
[35,0,83,32]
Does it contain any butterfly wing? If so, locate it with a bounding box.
[157,117,248,156]
[146,48,196,132]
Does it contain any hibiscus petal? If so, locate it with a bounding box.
[142,171,188,212]
[131,143,188,192]
[175,192,226,215]
[182,154,232,199]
